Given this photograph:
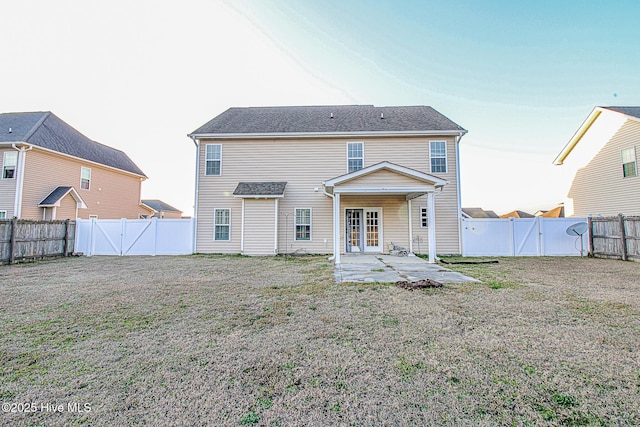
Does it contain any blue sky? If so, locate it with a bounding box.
[2,1,639,216]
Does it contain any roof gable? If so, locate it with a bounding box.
[0,111,146,177]
[324,161,447,187]
[39,186,87,208]
[190,105,466,137]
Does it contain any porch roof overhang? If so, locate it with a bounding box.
[323,161,447,200]
[38,186,87,209]
[232,181,287,198]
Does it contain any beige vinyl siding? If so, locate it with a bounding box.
[338,169,435,188]
[243,199,277,255]
[196,136,461,255]
[57,193,78,219]
[0,148,17,217]
[569,120,640,216]
[21,149,144,220]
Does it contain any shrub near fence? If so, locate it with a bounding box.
[589,215,640,261]
[0,219,75,264]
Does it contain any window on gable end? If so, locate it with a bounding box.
[81,167,91,190]
[622,147,637,178]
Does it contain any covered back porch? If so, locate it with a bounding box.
[323,162,447,264]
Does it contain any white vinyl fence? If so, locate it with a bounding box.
[75,218,193,256]
[461,217,588,257]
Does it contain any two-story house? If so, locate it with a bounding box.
[0,111,147,220]
[554,106,640,216]
[188,105,466,262]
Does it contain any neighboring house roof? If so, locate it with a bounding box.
[462,207,499,218]
[189,105,467,137]
[233,182,287,197]
[140,199,182,213]
[539,205,565,218]
[500,210,534,219]
[0,111,146,177]
[39,186,87,208]
[554,106,640,165]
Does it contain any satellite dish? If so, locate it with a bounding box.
[566,222,588,236]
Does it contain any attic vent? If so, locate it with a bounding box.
[380,113,384,119]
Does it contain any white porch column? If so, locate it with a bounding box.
[427,192,436,263]
[333,192,341,264]
[274,198,279,254]
[407,198,413,254]
[240,198,245,253]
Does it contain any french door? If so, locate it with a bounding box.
[345,208,382,253]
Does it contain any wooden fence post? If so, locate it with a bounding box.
[9,218,17,264]
[618,214,628,261]
[64,219,70,256]
[587,216,594,257]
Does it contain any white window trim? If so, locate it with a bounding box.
[429,140,448,174]
[346,142,364,173]
[420,207,428,228]
[0,210,7,219]
[2,151,18,180]
[294,208,312,241]
[81,166,91,190]
[214,208,231,241]
[205,144,222,176]
[621,147,637,178]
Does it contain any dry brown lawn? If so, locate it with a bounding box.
[1,255,639,426]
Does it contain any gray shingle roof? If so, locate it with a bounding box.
[603,106,640,120]
[39,186,74,206]
[0,112,146,177]
[233,182,287,196]
[190,105,465,136]
[141,199,182,213]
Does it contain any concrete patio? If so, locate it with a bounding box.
[334,254,479,283]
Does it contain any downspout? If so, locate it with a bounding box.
[454,131,464,255]
[12,144,33,219]
[190,136,200,254]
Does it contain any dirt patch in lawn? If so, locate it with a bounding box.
[1,255,639,426]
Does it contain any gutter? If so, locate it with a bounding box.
[190,136,200,254]
[454,131,464,255]
[188,129,469,140]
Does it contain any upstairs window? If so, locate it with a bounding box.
[295,208,311,241]
[214,208,230,241]
[2,151,17,179]
[347,142,364,173]
[430,141,447,173]
[81,167,91,189]
[205,144,222,176]
[0,211,6,219]
[622,147,637,178]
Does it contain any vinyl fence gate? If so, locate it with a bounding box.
[75,218,193,256]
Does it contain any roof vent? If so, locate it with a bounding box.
[380,113,384,119]
[330,113,334,119]
[8,127,12,133]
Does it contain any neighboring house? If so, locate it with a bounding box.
[140,199,183,219]
[534,204,565,218]
[188,105,467,262]
[462,207,499,218]
[0,112,147,220]
[499,210,534,219]
[554,106,640,216]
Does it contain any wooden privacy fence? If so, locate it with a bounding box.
[0,219,76,264]
[589,215,640,261]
